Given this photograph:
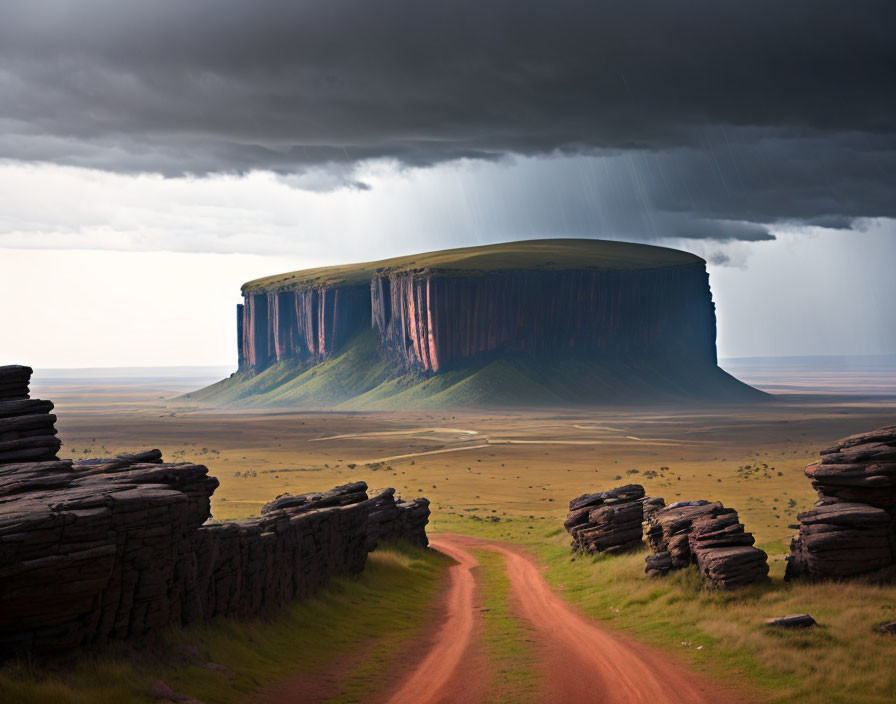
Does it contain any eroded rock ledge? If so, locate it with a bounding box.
[786,424,896,581]
[0,368,430,657]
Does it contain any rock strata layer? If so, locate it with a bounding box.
[262,483,430,550]
[645,500,768,588]
[0,365,60,464]
[564,484,659,554]
[786,425,896,581]
[0,367,431,657]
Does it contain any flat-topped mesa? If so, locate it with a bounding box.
[645,500,769,588]
[786,425,896,582]
[564,484,655,554]
[0,365,60,464]
[238,239,717,374]
[202,239,762,407]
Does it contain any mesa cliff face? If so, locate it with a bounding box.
[238,285,370,371]
[371,265,717,373]
[204,239,760,407]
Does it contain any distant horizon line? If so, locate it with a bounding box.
[17,351,895,374]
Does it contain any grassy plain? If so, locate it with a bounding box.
[19,368,896,702]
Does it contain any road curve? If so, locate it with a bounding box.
[396,534,731,704]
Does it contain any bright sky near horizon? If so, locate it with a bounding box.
[0,159,893,369]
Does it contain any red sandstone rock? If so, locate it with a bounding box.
[564,484,648,554]
[786,425,896,582]
[645,500,768,588]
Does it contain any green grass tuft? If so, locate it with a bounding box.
[474,549,541,703]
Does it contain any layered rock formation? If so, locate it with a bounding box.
[0,365,31,400]
[210,239,761,407]
[645,500,769,588]
[0,368,431,656]
[238,285,370,371]
[564,484,654,554]
[0,365,60,464]
[372,266,717,373]
[786,425,896,581]
[262,483,430,550]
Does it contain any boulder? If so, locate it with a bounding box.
[564,484,647,554]
[766,614,817,629]
[785,502,896,581]
[876,621,896,635]
[786,425,896,582]
[645,500,768,588]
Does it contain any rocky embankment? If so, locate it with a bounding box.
[645,501,769,589]
[262,484,430,551]
[0,367,430,657]
[786,425,896,581]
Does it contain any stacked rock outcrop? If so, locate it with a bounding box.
[0,366,60,464]
[645,500,769,588]
[786,425,896,581]
[0,365,31,400]
[261,483,430,550]
[564,485,655,554]
[365,488,431,550]
[0,368,432,656]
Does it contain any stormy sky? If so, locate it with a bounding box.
[0,1,894,367]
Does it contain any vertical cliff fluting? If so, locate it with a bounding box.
[370,264,718,373]
[238,284,370,371]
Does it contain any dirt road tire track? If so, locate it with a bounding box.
[383,537,484,704]
[392,534,739,704]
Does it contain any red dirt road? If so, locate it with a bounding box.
[388,534,735,704]
[383,538,482,704]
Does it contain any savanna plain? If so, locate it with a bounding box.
[4,366,896,703]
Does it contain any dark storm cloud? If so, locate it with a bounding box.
[0,0,894,235]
